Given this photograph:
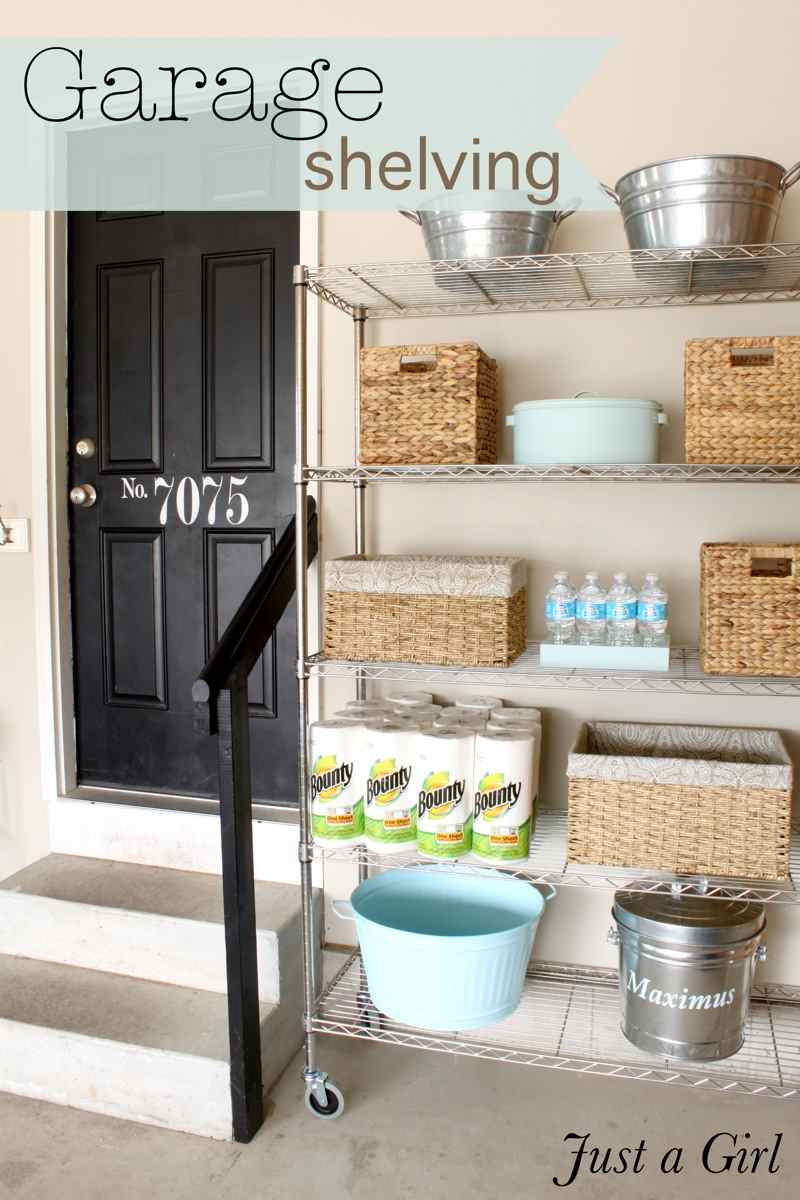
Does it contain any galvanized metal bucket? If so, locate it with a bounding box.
[610,891,766,1061]
[399,207,573,261]
[601,154,800,250]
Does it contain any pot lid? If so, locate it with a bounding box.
[511,397,663,413]
[613,891,765,945]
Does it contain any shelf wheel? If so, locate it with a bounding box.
[304,1071,345,1120]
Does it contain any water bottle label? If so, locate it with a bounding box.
[608,601,636,621]
[638,601,667,623]
[576,600,606,622]
[546,599,576,621]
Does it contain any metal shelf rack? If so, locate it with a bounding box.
[303,462,800,484]
[315,955,800,1101]
[313,809,800,906]
[308,643,800,698]
[292,249,800,1117]
[306,242,800,319]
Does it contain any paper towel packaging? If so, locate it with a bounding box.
[363,720,421,853]
[309,719,365,844]
[472,728,536,862]
[416,728,475,859]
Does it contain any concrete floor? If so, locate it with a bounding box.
[1,1039,798,1199]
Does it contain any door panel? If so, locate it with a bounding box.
[98,261,164,472]
[204,529,277,717]
[203,250,274,470]
[69,211,299,804]
[101,529,167,708]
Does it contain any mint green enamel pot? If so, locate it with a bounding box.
[506,395,667,465]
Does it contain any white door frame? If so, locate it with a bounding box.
[30,211,322,875]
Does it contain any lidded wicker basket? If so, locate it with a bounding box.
[685,336,800,464]
[700,542,800,676]
[359,342,497,465]
[324,554,526,667]
[567,721,792,880]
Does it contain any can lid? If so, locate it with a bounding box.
[613,891,765,944]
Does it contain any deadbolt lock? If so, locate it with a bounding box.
[75,437,96,459]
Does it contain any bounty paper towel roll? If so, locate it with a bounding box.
[416,728,475,859]
[490,707,542,726]
[437,707,487,729]
[363,720,421,853]
[309,719,365,844]
[455,695,503,713]
[472,729,535,863]
[385,690,434,708]
[344,700,392,717]
[391,704,441,728]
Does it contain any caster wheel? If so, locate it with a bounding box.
[305,1080,345,1120]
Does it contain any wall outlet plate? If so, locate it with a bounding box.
[0,519,30,553]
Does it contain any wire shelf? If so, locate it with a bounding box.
[307,644,800,698]
[303,462,800,484]
[314,809,800,905]
[305,243,800,319]
[313,955,800,1100]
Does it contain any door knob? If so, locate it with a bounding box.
[70,484,97,508]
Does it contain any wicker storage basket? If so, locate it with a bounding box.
[324,555,526,667]
[359,343,497,465]
[567,722,792,880]
[685,336,800,464]
[700,542,800,676]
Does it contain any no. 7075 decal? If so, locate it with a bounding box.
[121,475,249,526]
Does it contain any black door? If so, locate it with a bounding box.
[68,211,299,805]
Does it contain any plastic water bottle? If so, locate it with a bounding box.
[606,572,638,643]
[576,572,607,644]
[637,573,669,642]
[544,571,576,643]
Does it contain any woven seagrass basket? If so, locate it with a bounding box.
[700,542,800,676]
[359,342,497,465]
[324,555,526,667]
[567,722,792,880]
[685,336,800,464]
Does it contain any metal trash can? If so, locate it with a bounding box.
[609,891,766,1061]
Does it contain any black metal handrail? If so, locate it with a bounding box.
[193,495,318,1142]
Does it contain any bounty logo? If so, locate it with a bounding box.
[474,773,522,821]
[310,755,353,803]
[366,758,412,806]
[418,771,465,820]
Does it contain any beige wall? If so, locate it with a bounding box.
[0,214,48,879]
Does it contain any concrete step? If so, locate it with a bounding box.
[0,954,300,1138]
[0,854,320,1000]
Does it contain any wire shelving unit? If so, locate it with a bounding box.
[306,243,800,318]
[308,644,800,698]
[292,244,800,1118]
[315,956,800,1101]
[313,809,800,906]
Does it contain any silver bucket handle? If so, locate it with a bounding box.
[599,182,621,206]
[398,210,422,225]
[781,161,800,193]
